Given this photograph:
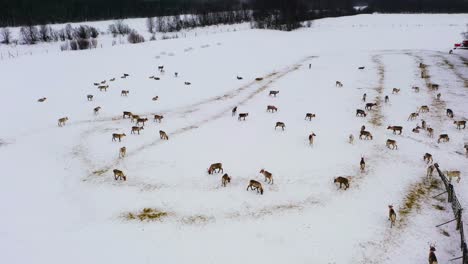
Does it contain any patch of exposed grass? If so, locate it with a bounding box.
[398,178,440,223]
[432,204,445,211]
[92,169,108,176]
[181,215,213,225]
[440,229,450,237]
[124,208,168,222]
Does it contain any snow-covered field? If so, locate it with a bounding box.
[1,14,467,264]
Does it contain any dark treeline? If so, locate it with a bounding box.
[368,0,468,13]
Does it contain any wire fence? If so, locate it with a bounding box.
[434,163,467,264]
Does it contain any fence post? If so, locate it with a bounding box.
[448,184,454,203]
[457,209,463,231]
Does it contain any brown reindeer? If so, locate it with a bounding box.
[419,105,430,113]
[305,113,316,120]
[334,177,349,190]
[421,120,427,130]
[436,93,441,100]
[454,120,466,129]
[152,96,159,101]
[427,127,434,138]
[275,122,285,130]
[57,117,69,127]
[37,97,47,102]
[221,174,231,187]
[123,111,132,118]
[412,126,421,133]
[365,103,377,110]
[119,146,126,158]
[101,80,106,84]
[267,105,278,112]
[360,157,366,172]
[308,133,317,146]
[428,245,438,264]
[356,109,367,117]
[427,165,435,179]
[184,82,191,85]
[87,94,93,101]
[260,169,273,184]
[446,108,454,118]
[130,114,140,123]
[112,133,126,142]
[255,77,263,81]
[445,170,461,183]
[159,130,169,140]
[232,106,237,116]
[423,153,433,164]
[361,125,366,132]
[359,130,373,140]
[384,95,389,103]
[131,126,144,135]
[246,180,263,195]
[269,90,279,97]
[94,106,101,114]
[98,85,108,91]
[408,112,419,121]
[113,169,126,181]
[465,143,468,155]
[388,205,397,228]
[430,83,439,90]
[362,93,367,102]
[335,81,343,87]
[387,126,403,135]
[121,90,129,96]
[110,78,116,82]
[412,86,420,92]
[437,134,449,143]
[154,114,164,122]
[238,113,249,121]
[208,163,223,174]
[386,139,398,150]
[136,118,148,126]
[349,134,354,144]
[392,88,400,94]
[93,82,99,86]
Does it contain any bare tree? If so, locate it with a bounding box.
[0,27,12,44]
[128,30,145,44]
[146,17,155,33]
[65,24,74,40]
[39,24,51,42]
[20,25,39,44]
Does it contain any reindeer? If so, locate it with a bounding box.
[419,105,429,113]
[37,97,47,102]
[388,205,397,228]
[98,85,108,91]
[113,169,126,181]
[154,115,164,122]
[392,88,400,94]
[428,245,438,264]
[267,105,278,112]
[349,134,354,144]
[421,120,426,130]
[94,106,101,114]
[130,114,140,123]
[275,122,286,130]
[136,118,148,126]
[419,63,426,68]
[436,93,441,100]
[465,143,468,155]
[158,65,164,72]
[408,112,419,121]
[131,126,144,135]
[232,106,237,116]
[87,94,93,101]
[174,72,178,78]
[362,93,367,102]
[427,165,435,179]
[430,83,439,90]
[454,120,466,129]
[110,78,116,82]
[387,126,403,135]
[152,96,159,101]
[446,109,454,118]
[260,169,273,184]
[184,82,191,85]
[101,80,106,84]
[445,170,461,183]
[423,153,433,164]
[221,174,231,187]
[121,90,129,96]
[384,95,389,103]
[386,139,398,150]
[412,126,421,133]
[238,113,249,121]
[437,134,449,143]
[309,133,317,146]
[305,113,316,120]
[427,127,434,138]
[112,133,126,142]
[123,111,132,119]
[269,90,279,97]
[119,147,126,158]
[93,82,99,86]
[356,109,367,117]
[412,86,420,92]
[335,81,343,87]
[57,117,69,127]
[255,77,264,81]
[359,130,373,140]
[246,180,263,195]
[208,163,223,174]
[358,66,365,70]
[360,157,366,172]
[123,73,129,77]
[361,125,366,132]
[237,76,243,80]
[334,177,349,190]
[159,130,169,140]
[365,103,377,110]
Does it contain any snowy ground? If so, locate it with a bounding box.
[0,14,467,264]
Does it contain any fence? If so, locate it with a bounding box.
[434,163,468,264]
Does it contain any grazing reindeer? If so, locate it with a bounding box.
[267,105,278,112]
[362,93,367,102]
[131,126,144,135]
[349,134,354,144]
[159,130,169,140]
[359,130,373,140]
[275,122,285,130]
[408,112,419,120]
[419,105,430,113]
[184,81,191,85]
[423,153,433,164]
[384,95,389,103]
[309,133,317,146]
[305,113,316,120]
[130,114,140,123]
[360,157,366,172]
[392,88,400,94]
[87,94,93,101]
[154,115,164,122]
[336,81,343,87]
[246,180,263,195]
[232,106,237,116]
[174,72,178,78]
[121,90,129,96]
[123,111,132,118]
[356,109,367,117]
[428,245,438,264]
[57,117,69,127]
[208,163,223,174]
[361,125,366,131]
[334,177,349,190]
[158,65,164,72]
[260,169,273,184]
[437,134,449,143]
[37,97,47,102]
[255,77,264,81]
[136,118,148,126]
[465,143,468,155]
[388,205,397,228]
[436,93,441,100]
[427,165,435,179]
[445,170,461,183]
[419,63,426,68]
[110,78,116,82]
[387,126,403,135]
[446,109,454,118]
[101,80,106,84]
[358,66,365,70]
[412,126,421,133]
[269,90,280,97]
[236,76,243,80]
[119,147,126,158]
[427,127,434,138]
[98,85,108,91]
[112,133,126,142]
[412,86,420,92]
[93,82,99,86]
[221,174,231,187]
[454,120,466,129]
[238,113,249,121]
[430,84,439,90]
[123,73,129,77]
[152,96,159,101]
[94,106,101,114]
[386,139,398,150]
[421,120,426,130]
[113,169,126,181]
[365,103,377,110]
